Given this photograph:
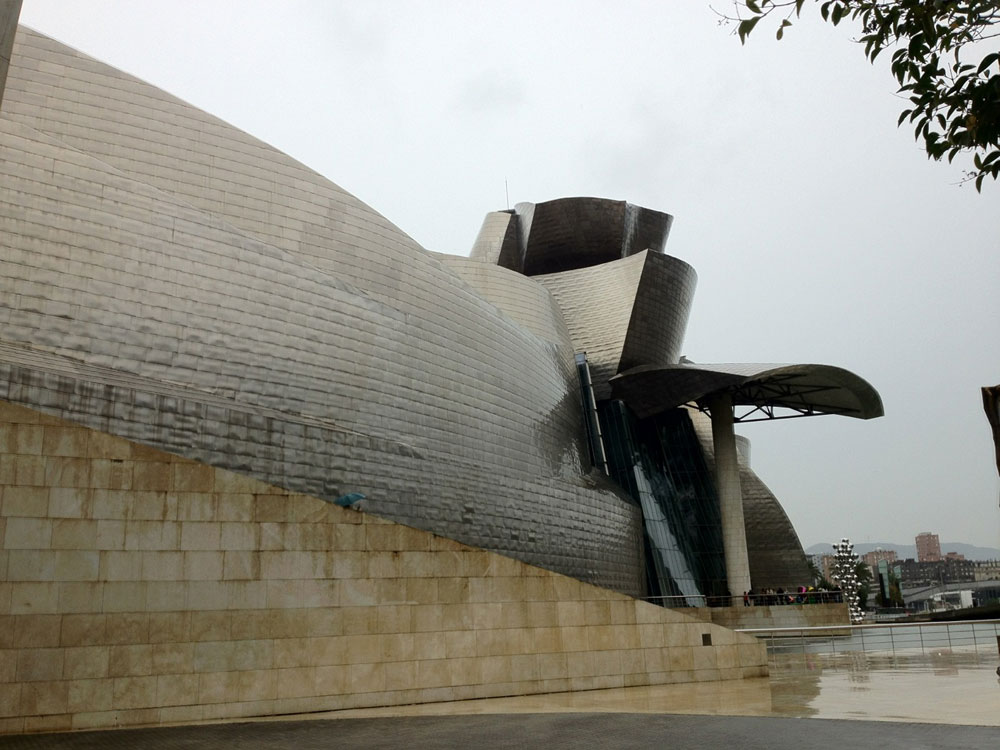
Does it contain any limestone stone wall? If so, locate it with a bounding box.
[709,602,850,631]
[0,400,767,734]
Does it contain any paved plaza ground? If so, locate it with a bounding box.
[2,649,998,748]
[1,714,998,750]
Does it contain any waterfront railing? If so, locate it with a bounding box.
[737,619,1000,659]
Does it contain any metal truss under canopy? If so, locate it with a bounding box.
[610,362,884,422]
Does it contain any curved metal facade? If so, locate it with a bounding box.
[0,28,645,596]
[0,26,880,603]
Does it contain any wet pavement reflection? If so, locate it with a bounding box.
[312,647,1000,726]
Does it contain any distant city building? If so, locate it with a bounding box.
[862,548,897,568]
[944,551,966,561]
[896,557,976,587]
[915,532,942,562]
[973,560,1000,581]
[818,554,838,584]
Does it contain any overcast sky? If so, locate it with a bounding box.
[16,0,1000,551]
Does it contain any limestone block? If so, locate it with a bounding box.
[140,551,184,581]
[182,550,224,581]
[66,678,111,713]
[155,673,199,707]
[188,611,230,643]
[144,582,186,612]
[0,456,16,486]
[414,659,450,689]
[171,464,213,493]
[63,647,109,680]
[0,650,13,682]
[275,667,315,699]
[148,613,190,645]
[12,614,60,649]
[50,519,96,550]
[158,704,205,725]
[90,462,133,492]
[60,615,108,648]
[14,425,42,455]
[2,486,48,517]
[411,632,446,661]
[23,714,72,733]
[16,648,64,681]
[95,521,125,550]
[537,652,567,681]
[225,582,266,610]
[381,661,416,692]
[508,653,539,682]
[108,644,152,677]
[0,684,21,718]
[3,517,52,548]
[179,522,220,551]
[47,489,90,520]
[443,631,476,659]
[592,650,622,676]
[411,604,443,633]
[41,427,89,458]
[20,680,68,715]
[583,600,611,626]
[405,578,438,603]
[125,521,180,551]
[216,493,253,522]
[237,669,277,701]
[43,457,90,488]
[10,582,59,614]
[221,551,259,581]
[58,582,104,614]
[112,675,158,709]
[131,462,171,492]
[106,613,150,645]
[332,524,365,551]
[692,646,718,671]
[175,493,216,521]
[220,523,256,551]
[87,432,131,460]
[102,582,145,612]
[558,626,588,653]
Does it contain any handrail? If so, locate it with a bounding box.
[645,591,845,607]
[737,618,1000,634]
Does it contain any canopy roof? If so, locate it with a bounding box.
[610,362,884,422]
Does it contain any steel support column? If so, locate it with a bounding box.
[707,391,751,603]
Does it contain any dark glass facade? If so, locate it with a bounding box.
[598,400,728,605]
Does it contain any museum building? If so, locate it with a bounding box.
[0,8,882,732]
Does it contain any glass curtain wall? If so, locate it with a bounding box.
[598,400,727,605]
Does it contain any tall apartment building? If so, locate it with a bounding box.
[916,532,942,562]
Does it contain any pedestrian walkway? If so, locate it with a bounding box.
[1,714,997,750]
[2,649,998,748]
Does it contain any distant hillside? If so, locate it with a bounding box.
[804,541,1000,561]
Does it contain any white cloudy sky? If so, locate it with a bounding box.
[16,0,1000,550]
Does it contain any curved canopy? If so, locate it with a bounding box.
[610,362,884,422]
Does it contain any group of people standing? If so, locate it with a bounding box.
[742,586,842,606]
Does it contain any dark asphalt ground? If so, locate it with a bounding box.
[1,714,997,749]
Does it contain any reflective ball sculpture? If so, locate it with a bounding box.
[831,538,863,624]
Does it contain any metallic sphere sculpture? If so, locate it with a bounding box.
[831,538,864,624]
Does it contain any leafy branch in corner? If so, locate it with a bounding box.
[719,1,1000,191]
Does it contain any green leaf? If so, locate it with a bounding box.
[977,53,1000,74]
[738,16,761,44]
[745,0,761,14]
